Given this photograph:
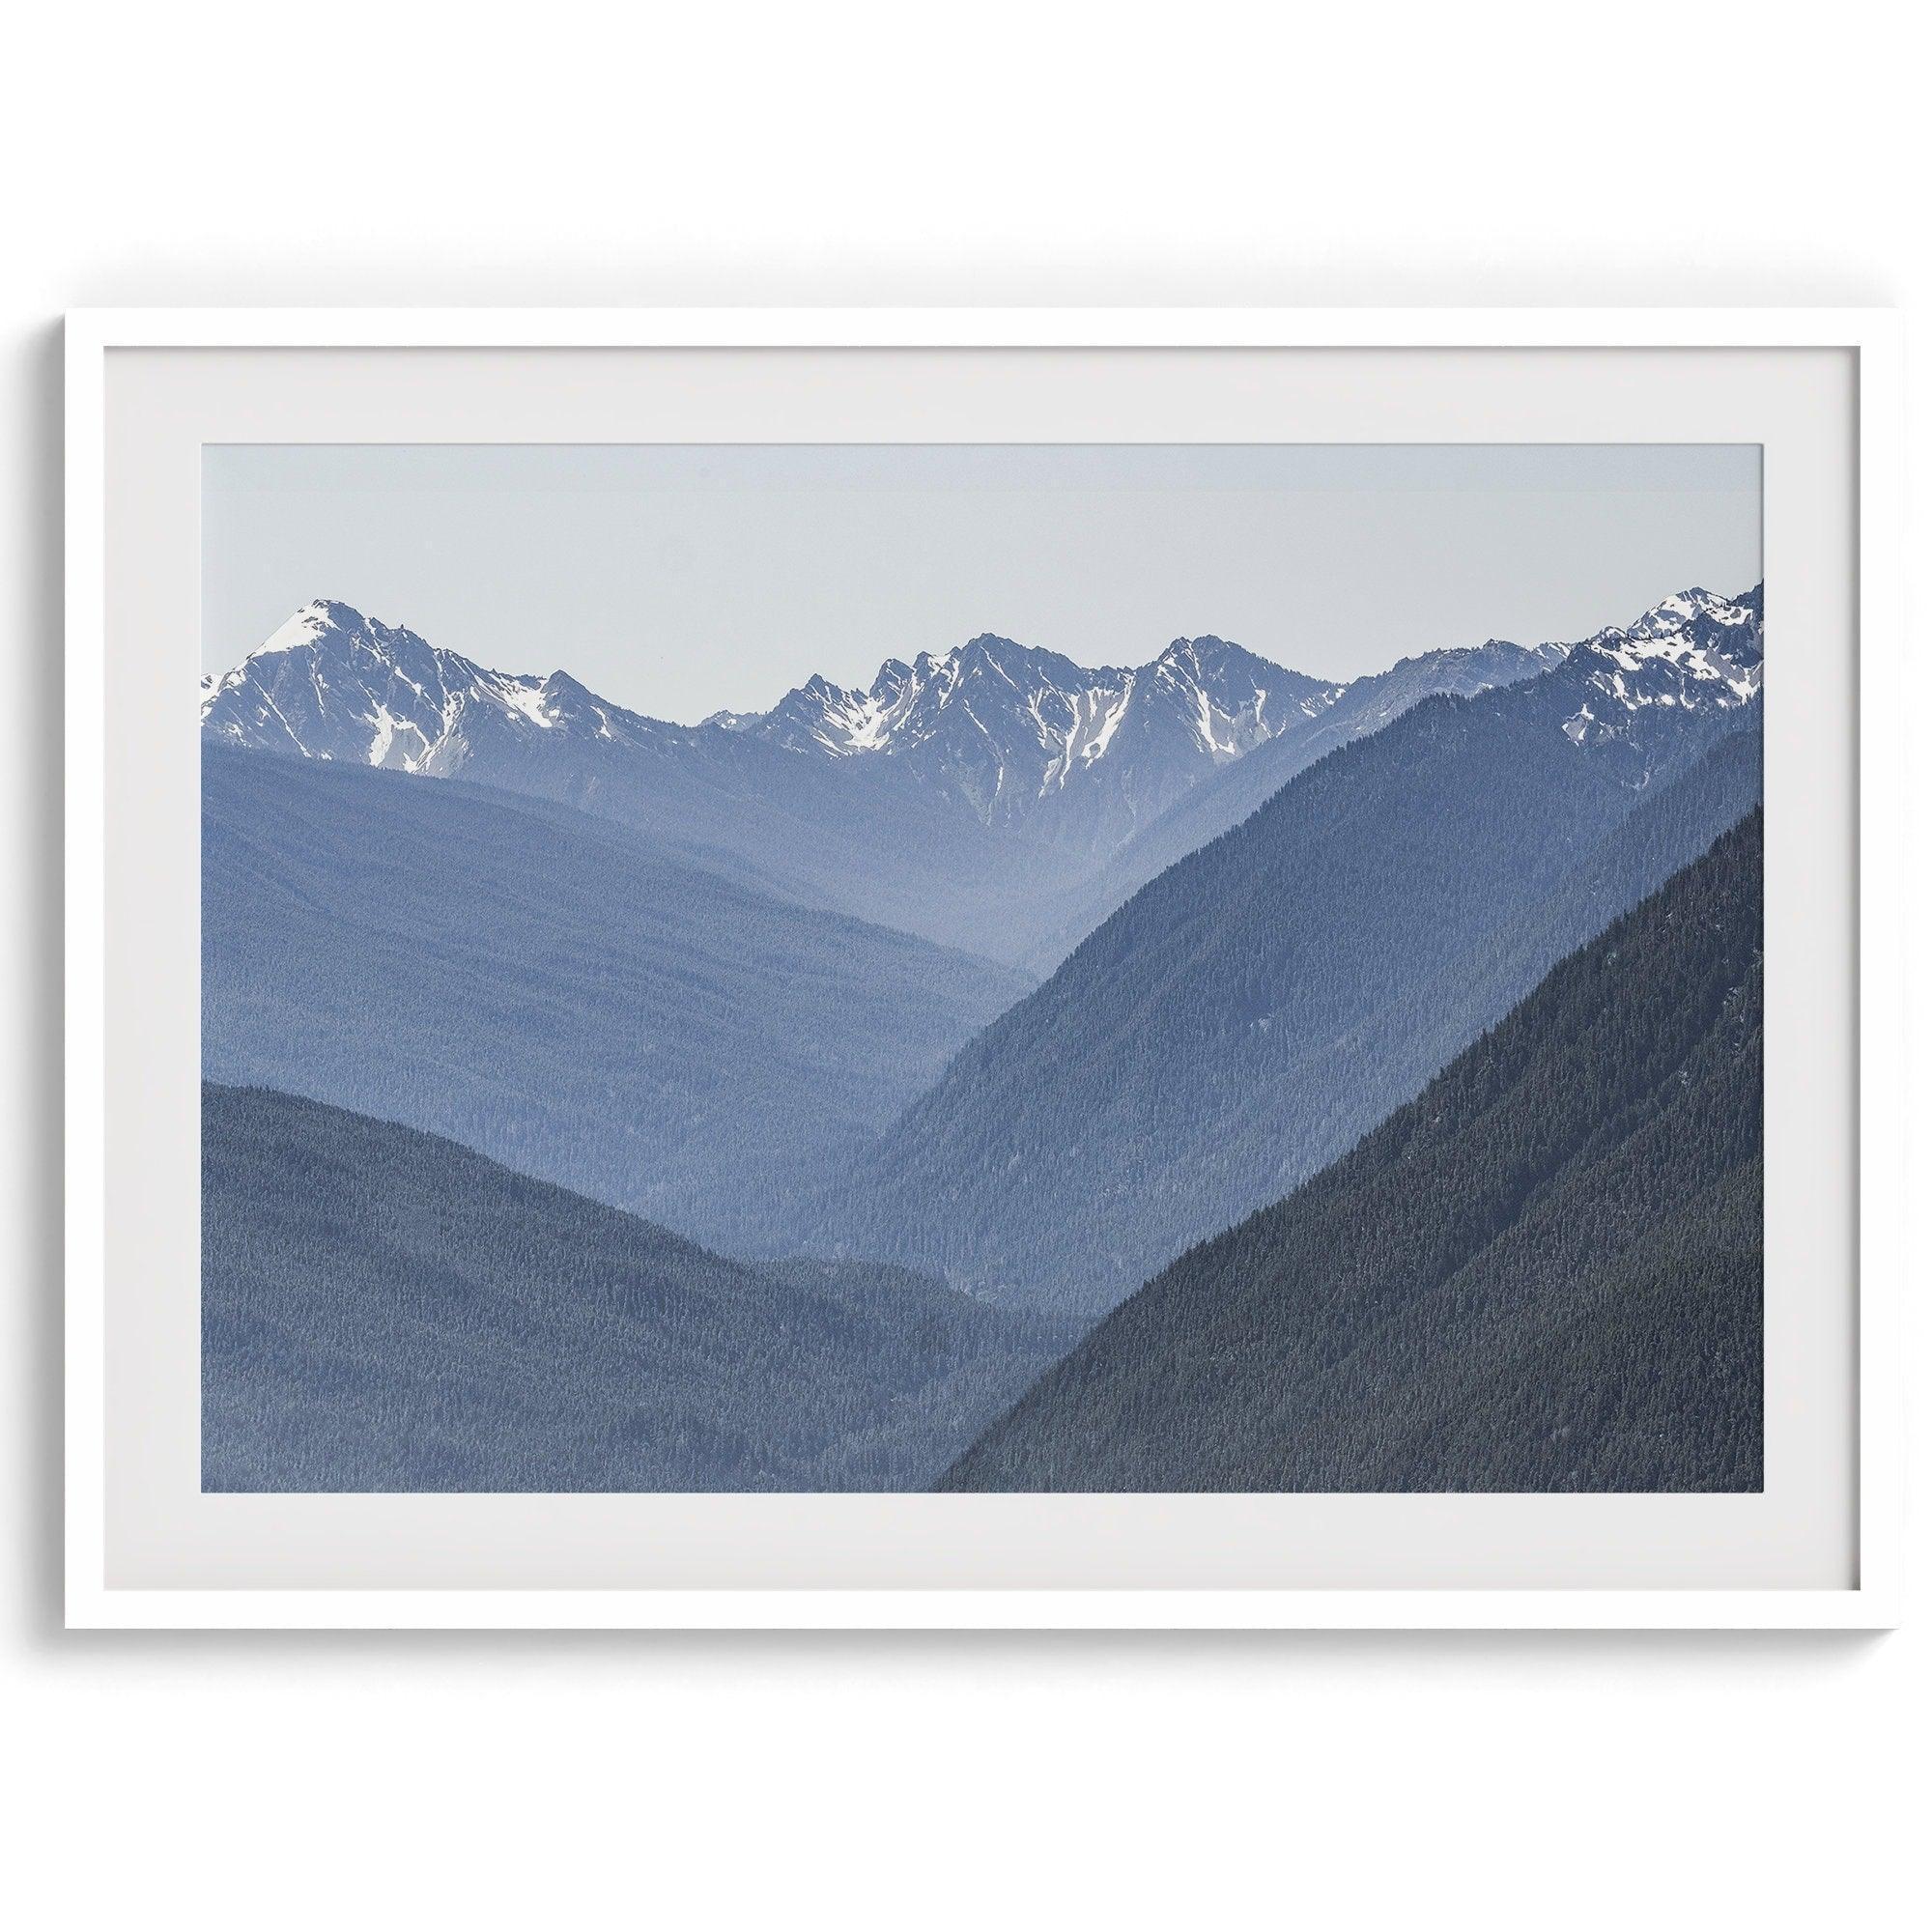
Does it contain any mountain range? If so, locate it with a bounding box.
[200,578,1765,1492]
[943,813,1764,1492]
[726,630,1336,855]
[202,599,1570,963]
[760,588,1763,1312]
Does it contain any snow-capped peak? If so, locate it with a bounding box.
[251,599,341,657]
[1553,583,1763,747]
[735,630,1330,835]
[200,599,661,772]
[1625,585,1755,638]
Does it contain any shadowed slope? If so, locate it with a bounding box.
[204,1085,1065,1492]
[943,816,1764,1493]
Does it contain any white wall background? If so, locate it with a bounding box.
[4,5,1921,1926]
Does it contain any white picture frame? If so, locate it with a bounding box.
[66,307,1905,1631]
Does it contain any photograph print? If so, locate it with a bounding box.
[199,441,1765,1495]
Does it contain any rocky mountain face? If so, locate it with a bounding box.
[1548,586,1762,748]
[736,631,1337,851]
[204,605,1337,861]
[200,600,673,772]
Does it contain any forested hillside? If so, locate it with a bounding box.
[1290,724,1764,1164]
[779,666,1757,1315]
[204,1085,1065,1492]
[943,815,1764,1493]
[202,746,1029,1244]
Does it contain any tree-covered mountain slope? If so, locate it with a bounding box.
[202,745,1030,1244]
[776,644,1759,1316]
[942,814,1764,1493]
[1292,724,1764,1167]
[204,1084,1065,1492]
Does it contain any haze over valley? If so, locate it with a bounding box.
[201,572,1765,1492]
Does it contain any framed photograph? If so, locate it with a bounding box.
[66,309,1903,1630]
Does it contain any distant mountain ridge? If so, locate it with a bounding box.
[203,585,1757,801]
[203,601,1074,958]
[730,630,1338,852]
[200,599,645,773]
[200,603,1319,852]
[199,598,1616,959]
[202,745,1028,1243]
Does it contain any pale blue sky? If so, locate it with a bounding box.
[204,443,1761,723]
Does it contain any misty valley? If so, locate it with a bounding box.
[200,585,1765,1493]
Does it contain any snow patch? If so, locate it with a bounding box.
[495,677,557,729]
[249,602,336,659]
